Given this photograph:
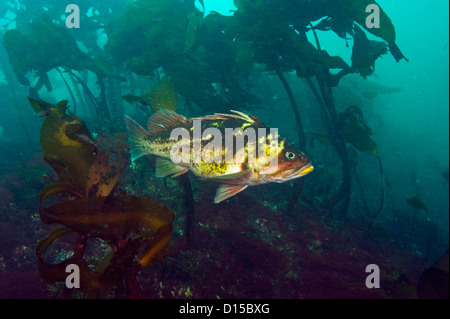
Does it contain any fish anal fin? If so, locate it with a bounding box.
[214,184,248,204]
[155,158,188,178]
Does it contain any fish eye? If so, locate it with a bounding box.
[285,151,296,160]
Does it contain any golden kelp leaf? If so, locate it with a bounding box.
[122,94,153,116]
[338,107,377,155]
[235,40,254,75]
[29,97,53,113]
[406,196,427,211]
[40,195,174,242]
[122,94,144,105]
[28,97,68,116]
[336,0,407,62]
[34,71,52,92]
[38,109,96,193]
[38,194,174,288]
[85,144,129,198]
[2,29,42,86]
[143,76,178,112]
[184,12,203,54]
[86,151,117,198]
[168,65,229,112]
[82,57,115,79]
[351,25,388,78]
[342,123,377,155]
[343,0,396,44]
[406,196,431,221]
[138,223,173,267]
[129,50,158,76]
[56,100,69,110]
[278,24,349,77]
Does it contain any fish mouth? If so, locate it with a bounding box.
[260,163,314,183]
[284,163,314,179]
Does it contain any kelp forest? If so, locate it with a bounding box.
[0,0,448,299]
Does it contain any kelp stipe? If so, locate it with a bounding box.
[30,98,174,298]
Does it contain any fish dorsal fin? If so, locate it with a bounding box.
[229,110,256,123]
[155,158,188,178]
[147,110,189,136]
[193,110,257,124]
[214,184,248,203]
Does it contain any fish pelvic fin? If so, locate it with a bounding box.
[124,115,152,162]
[155,158,188,178]
[214,184,248,204]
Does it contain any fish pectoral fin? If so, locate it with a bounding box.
[214,184,248,204]
[155,158,188,178]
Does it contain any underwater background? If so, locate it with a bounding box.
[0,0,448,299]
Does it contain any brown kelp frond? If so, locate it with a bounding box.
[39,196,173,243]
[338,105,377,156]
[123,76,178,114]
[407,196,431,222]
[2,14,114,91]
[30,98,174,298]
[37,196,174,295]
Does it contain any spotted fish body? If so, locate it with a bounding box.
[124,110,313,203]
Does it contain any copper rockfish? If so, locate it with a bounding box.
[124,110,313,203]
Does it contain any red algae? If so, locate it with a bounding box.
[136,188,426,299]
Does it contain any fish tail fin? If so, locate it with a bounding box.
[124,115,152,162]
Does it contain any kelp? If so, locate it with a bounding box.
[184,11,204,54]
[350,25,388,78]
[29,97,96,197]
[233,0,406,62]
[123,76,178,113]
[30,98,174,297]
[105,1,260,112]
[335,105,387,231]
[332,25,389,85]
[407,196,431,222]
[105,0,405,115]
[232,10,349,77]
[338,105,377,156]
[2,14,114,92]
[105,0,192,66]
[3,0,408,248]
[226,0,403,221]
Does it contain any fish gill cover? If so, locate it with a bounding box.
[0,0,448,300]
